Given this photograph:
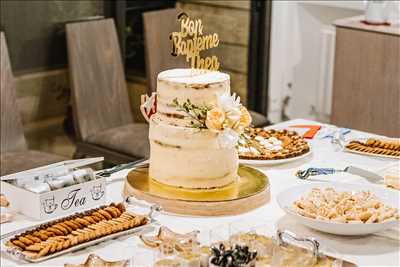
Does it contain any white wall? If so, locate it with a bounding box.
[268,1,364,123]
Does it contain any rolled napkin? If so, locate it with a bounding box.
[0,194,9,207]
[382,164,400,190]
[0,207,13,224]
[0,194,13,224]
[72,168,95,184]
[23,181,51,193]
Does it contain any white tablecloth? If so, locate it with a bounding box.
[1,119,399,267]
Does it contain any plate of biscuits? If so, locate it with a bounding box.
[238,128,311,166]
[278,183,400,235]
[345,138,400,159]
[2,202,154,263]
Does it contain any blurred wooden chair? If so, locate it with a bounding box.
[143,8,186,94]
[66,19,149,164]
[143,9,269,127]
[0,32,65,176]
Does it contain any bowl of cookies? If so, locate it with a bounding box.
[238,128,311,166]
[277,182,400,235]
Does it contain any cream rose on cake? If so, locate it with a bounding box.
[205,108,225,132]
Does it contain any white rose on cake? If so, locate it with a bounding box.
[218,128,240,148]
[218,92,241,122]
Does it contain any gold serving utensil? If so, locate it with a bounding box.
[139,235,161,248]
[157,226,199,242]
[64,254,129,267]
[140,226,200,254]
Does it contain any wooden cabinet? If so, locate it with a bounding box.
[331,16,400,137]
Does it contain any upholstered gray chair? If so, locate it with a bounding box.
[66,19,149,164]
[143,8,269,127]
[0,32,65,176]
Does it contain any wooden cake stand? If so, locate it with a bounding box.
[123,165,270,216]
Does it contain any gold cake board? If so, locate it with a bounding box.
[123,165,270,216]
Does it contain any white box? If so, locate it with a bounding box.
[1,177,106,220]
[0,158,107,220]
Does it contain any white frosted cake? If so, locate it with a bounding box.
[148,68,242,189]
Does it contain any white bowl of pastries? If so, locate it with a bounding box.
[277,182,400,235]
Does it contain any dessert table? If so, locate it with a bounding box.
[1,119,399,267]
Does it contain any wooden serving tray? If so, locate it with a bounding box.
[123,165,270,216]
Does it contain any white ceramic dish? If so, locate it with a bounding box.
[239,149,312,166]
[277,182,400,236]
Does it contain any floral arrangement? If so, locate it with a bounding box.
[171,92,252,148]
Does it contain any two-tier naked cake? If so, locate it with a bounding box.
[148,68,247,189]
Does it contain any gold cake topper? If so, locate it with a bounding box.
[170,12,220,71]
